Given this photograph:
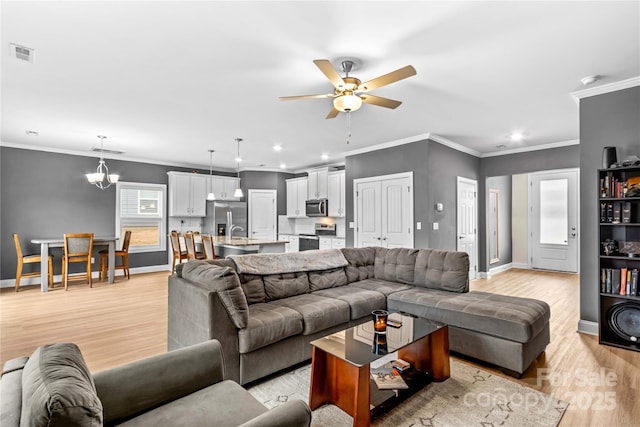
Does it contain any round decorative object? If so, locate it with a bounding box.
[607,302,640,343]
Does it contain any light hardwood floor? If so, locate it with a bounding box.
[1,268,638,426]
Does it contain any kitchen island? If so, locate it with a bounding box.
[211,236,287,257]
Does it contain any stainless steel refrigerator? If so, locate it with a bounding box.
[204,201,248,237]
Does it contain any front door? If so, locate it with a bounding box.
[248,190,276,240]
[529,169,579,272]
[457,177,477,280]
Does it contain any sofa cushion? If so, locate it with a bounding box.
[349,278,412,296]
[308,268,348,291]
[413,249,470,293]
[238,304,304,353]
[388,289,550,343]
[270,294,350,335]
[181,261,249,329]
[263,272,309,301]
[20,343,103,427]
[312,286,386,320]
[239,274,266,304]
[374,247,419,284]
[341,247,375,283]
[116,380,268,427]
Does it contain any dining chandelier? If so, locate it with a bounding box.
[86,135,119,189]
[233,138,243,198]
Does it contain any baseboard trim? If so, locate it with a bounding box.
[0,264,171,288]
[577,320,599,336]
[511,262,531,270]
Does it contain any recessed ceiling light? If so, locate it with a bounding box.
[321,154,329,160]
[273,145,282,152]
[580,75,600,86]
[510,132,524,142]
[235,156,242,162]
[280,163,286,169]
[25,130,39,136]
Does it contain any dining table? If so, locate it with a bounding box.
[30,236,118,292]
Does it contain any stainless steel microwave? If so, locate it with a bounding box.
[305,199,328,217]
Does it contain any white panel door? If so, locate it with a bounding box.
[382,178,412,248]
[457,177,477,280]
[529,170,579,272]
[355,173,413,248]
[356,181,383,247]
[248,190,276,240]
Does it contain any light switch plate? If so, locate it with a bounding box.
[349,222,355,229]
[416,222,422,230]
[433,222,439,230]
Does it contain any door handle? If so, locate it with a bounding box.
[459,236,464,239]
[375,237,381,240]
[382,237,387,241]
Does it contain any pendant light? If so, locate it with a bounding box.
[86,135,120,189]
[233,138,244,198]
[206,149,216,201]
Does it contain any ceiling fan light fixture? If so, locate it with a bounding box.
[333,93,362,112]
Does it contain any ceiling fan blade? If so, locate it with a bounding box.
[313,59,346,90]
[359,65,416,91]
[279,93,334,101]
[360,94,402,109]
[325,107,340,119]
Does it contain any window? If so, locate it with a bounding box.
[116,182,167,253]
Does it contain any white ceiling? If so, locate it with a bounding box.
[2,1,639,172]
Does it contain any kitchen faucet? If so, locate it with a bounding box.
[229,224,245,237]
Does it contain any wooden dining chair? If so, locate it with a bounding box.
[62,233,94,290]
[184,232,205,261]
[170,231,188,271]
[13,233,54,291]
[201,234,217,260]
[99,230,132,281]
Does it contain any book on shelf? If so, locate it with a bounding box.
[601,267,639,296]
[622,202,631,223]
[370,362,408,390]
[612,203,622,223]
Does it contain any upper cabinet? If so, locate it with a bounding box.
[307,167,335,199]
[168,172,208,217]
[207,176,240,201]
[327,170,346,217]
[286,177,308,218]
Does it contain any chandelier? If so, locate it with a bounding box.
[233,138,244,198]
[86,135,119,189]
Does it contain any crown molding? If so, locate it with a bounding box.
[570,76,640,105]
[0,140,238,173]
[428,134,483,157]
[481,139,580,158]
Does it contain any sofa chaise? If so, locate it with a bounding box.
[168,247,550,385]
[0,340,311,427]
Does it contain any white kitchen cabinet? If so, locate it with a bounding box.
[319,237,333,250]
[207,176,240,200]
[331,238,345,249]
[278,234,299,252]
[286,178,308,218]
[307,167,335,199]
[168,172,208,216]
[327,170,345,217]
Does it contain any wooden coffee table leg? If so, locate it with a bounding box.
[310,346,371,427]
[398,325,450,381]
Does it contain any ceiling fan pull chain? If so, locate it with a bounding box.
[346,111,352,144]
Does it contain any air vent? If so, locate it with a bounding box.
[10,43,35,63]
[91,147,124,155]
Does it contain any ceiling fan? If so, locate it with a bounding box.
[279,59,417,119]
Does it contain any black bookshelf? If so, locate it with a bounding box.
[598,166,640,351]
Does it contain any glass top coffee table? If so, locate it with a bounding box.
[309,312,450,427]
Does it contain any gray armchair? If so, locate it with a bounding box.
[0,340,311,427]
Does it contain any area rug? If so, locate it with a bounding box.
[247,359,568,427]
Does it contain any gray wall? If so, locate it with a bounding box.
[344,139,480,250]
[579,86,640,324]
[0,146,215,279]
[239,170,295,216]
[486,175,513,269]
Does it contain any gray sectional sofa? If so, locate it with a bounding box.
[168,247,550,385]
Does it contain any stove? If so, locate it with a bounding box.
[298,224,336,251]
